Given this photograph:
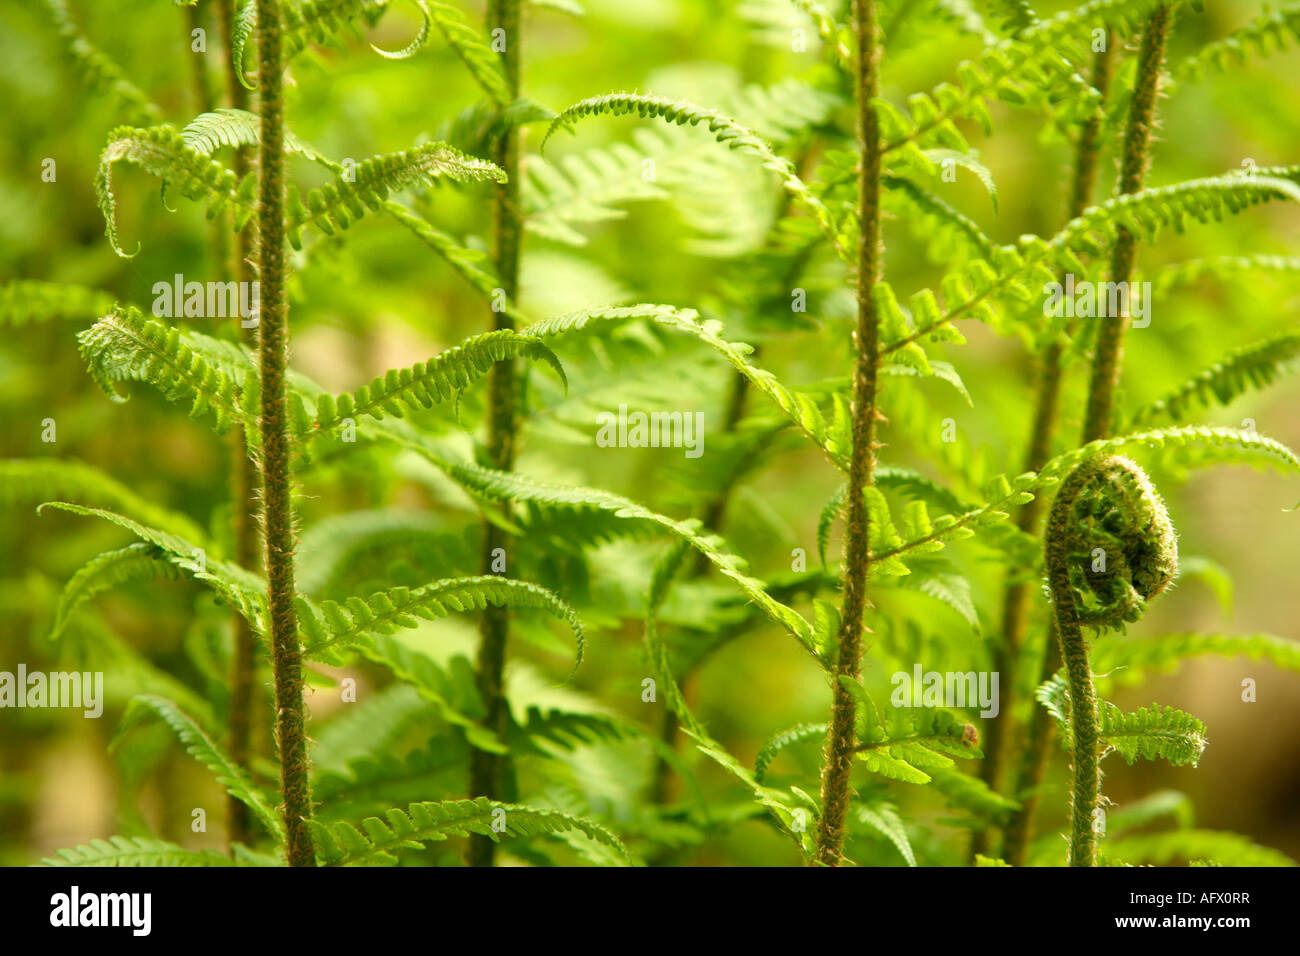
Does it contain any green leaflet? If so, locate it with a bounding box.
[1092,632,1300,686]
[754,722,828,783]
[1099,703,1208,767]
[40,0,162,126]
[0,280,116,327]
[428,0,510,104]
[296,575,586,680]
[845,678,982,785]
[40,836,241,868]
[309,797,629,865]
[112,695,285,845]
[49,544,182,643]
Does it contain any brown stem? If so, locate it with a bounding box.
[814,0,881,867]
[467,0,522,869]
[256,0,314,867]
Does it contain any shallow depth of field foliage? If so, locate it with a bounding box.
[1,0,1299,868]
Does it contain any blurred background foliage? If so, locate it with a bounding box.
[0,0,1297,866]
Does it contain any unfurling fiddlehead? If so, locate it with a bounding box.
[1044,455,1177,866]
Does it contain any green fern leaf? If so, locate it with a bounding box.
[754,722,828,783]
[428,0,510,104]
[1100,702,1208,767]
[1127,331,1300,428]
[1106,830,1297,867]
[113,695,285,844]
[1177,7,1300,84]
[181,108,338,168]
[1092,632,1300,686]
[40,0,162,126]
[311,329,564,433]
[77,306,256,436]
[309,797,628,865]
[40,836,238,867]
[297,575,585,679]
[51,544,182,643]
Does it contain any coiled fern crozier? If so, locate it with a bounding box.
[1044,455,1177,867]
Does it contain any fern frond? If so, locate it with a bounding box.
[37,502,265,628]
[234,0,432,89]
[285,142,505,248]
[510,706,644,754]
[312,329,563,434]
[313,744,465,821]
[1177,7,1300,84]
[428,0,510,104]
[296,576,585,679]
[754,722,828,783]
[437,459,815,652]
[1100,702,1208,767]
[40,0,162,126]
[309,797,628,865]
[1092,632,1300,685]
[113,695,285,844]
[883,175,996,261]
[40,836,238,867]
[928,767,1020,822]
[380,200,514,311]
[883,173,1300,354]
[848,680,981,784]
[0,281,116,327]
[311,684,432,773]
[0,458,205,542]
[542,93,844,258]
[51,544,182,643]
[1106,830,1297,867]
[1127,332,1300,428]
[1153,254,1300,295]
[181,108,337,168]
[96,126,251,257]
[77,306,256,436]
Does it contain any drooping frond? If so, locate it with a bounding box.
[296,575,585,679]
[1127,331,1300,428]
[542,93,844,258]
[436,458,815,652]
[1099,702,1208,767]
[0,458,205,542]
[181,108,337,168]
[878,0,1168,160]
[1092,632,1300,685]
[285,142,505,248]
[77,306,257,436]
[526,305,851,468]
[40,0,162,126]
[0,281,116,327]
[40,836,238,867]
[881,173,1300,356]
[234,0,433,88]
[309,798,628,865]
[428,0,510,104]
[754,722,828,783]
[311,329,564,434]
[1177,7,1300,84]
[96,126,252,257]
[50,544,182,643]
[37,502,265,628]
[113,695,285,844]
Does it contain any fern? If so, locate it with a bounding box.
[40,836,239,868]
[50,543,182,643]
[1092,632,1300,685]
[295,575,585,679]
[311,329,564,434]
[285,142,504,248]
[40,0,162,126]
[308,797,628,865]
[1106,830,1297,867]
[542,93,844,259]
[78,306,257,437]
[754,722,828,783]
[113,695,285,844]
[1127,332,1300,428]
[843,679,981,785]
[1177,6,1300,84]
[1099,702,1208,767]
[96,126,253,257]
[181,108,337,168]
[0,280,116,327]
[428,0,510,104]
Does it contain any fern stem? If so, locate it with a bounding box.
[212,0,261,850]
[1043,467,1102,867]
[814,0,881,867]
[1083,6,1171,444]
[976,38,1115,862]
[256,0,314,867]
[468,0,522,869]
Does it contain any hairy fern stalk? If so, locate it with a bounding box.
[9,0,1300,873]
